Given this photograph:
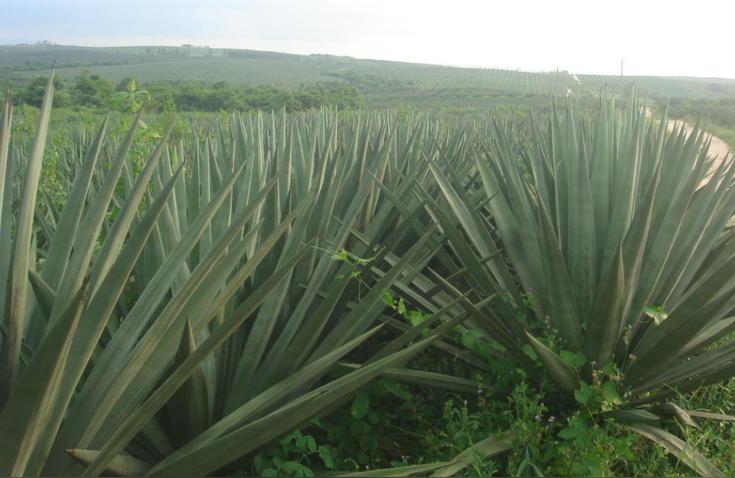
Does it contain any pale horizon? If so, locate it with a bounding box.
[2,0,735,80]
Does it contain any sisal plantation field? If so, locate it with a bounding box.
[1,71,735,477]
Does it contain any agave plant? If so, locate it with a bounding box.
[0,75,495,477]
[416,95,735,475]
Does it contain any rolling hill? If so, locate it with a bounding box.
[2,43,735,107]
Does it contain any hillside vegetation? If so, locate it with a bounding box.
[3,44,735,110]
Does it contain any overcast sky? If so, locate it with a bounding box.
[2,0,734,78]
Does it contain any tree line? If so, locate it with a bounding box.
[14,71,366,112]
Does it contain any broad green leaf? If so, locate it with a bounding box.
[0,97,11,248]
[41,114,109,292]
[600,382,623,406]
[81,245,311,477]
[350,393,369,420]
[66,449,150,477]
[149,326,385,474]
[628,423,724,477]
[42,156,188,475]
[143,338,435,477]
[0,287,84,476]
[430,433,514,477]
[5,73,54,391]
[525,331,577,395]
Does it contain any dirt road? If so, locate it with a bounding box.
[645,108,732,184]
[665,119,731,161]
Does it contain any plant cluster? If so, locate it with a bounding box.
[1,75,734,477]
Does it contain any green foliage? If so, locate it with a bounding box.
[429,94,735,398]
[666,97,735,149]
[110,79,365,113]
[4,44,735,113]
[71,70,113,107]
[0,75,452,477]
[1,74,734,478]
[322,379,422,469]
[351,393,370,420]
[253,429,335,477]
[22,75,70,107]
[553,416,639,477]
[13,74,365,113]
[110,78,150,113]
[420,94,735,475]
[381,290,430,327]
[668,97,735,131]
[163,80,364,112]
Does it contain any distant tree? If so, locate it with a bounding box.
[71,71,113,107]
[17,74,365,112]
[147,84,177,114]
[110,77,149,112]
[23,75,70,107]
[116,77,138,92]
